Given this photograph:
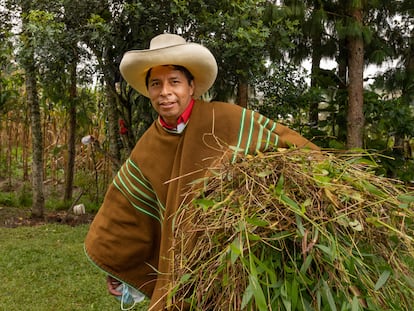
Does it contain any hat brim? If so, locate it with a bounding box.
[120,43,217,98]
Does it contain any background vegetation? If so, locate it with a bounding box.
[0,0,413,216]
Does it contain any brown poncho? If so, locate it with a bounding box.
[84,100,318,310]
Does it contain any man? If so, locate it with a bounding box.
[84,33,319,310]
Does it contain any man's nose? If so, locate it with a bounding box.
[160,83,172,96]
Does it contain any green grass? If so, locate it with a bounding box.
[0,224,149,311]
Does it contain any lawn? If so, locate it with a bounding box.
[0,223,148,311]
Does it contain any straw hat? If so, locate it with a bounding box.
[119,33,218,98]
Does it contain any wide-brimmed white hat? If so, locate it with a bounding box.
[119,33,218,98]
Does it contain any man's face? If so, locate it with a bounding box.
[147,65,195,127]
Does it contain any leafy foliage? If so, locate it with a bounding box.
[172,149,414,310]
[0,0,413,202]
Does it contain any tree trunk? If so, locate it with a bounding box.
[26,62,45,218]
[63,60,77,202]
[236,80,249,108]
[346,7,365,149]
[21,0,45,218]
[310,33,322,126]
[401,26,414,107]
[334,38,348,140]
[337,39,348,87]
[23,111,30,181]
[309,0,323,126]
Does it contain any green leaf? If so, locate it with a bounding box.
[270,231,294,240]
[252,253,277,285]
[247,232,262,241]
[280,282,292,310]
[241,283,254,309]
[249,273,267,310]
[351,296,360,311]
[399,203,409,209]
[365,217,381,227]
[246,216,269,227]
[180,273,191,283]
[351,157,378,167]
[300,198,312,213]
[360,180,385,198]
[283,263,296,274]
[256,169,272,178]
[398,194,414,203]
[300,254,313,274]
[323,280,337,311]
[274,174,284,195]
[229,237,242,264]
[296,215,305,237]
[194,198,214,211]
[247,257,267,300]
[280,193,301,212]
[291,277,299,311]
[314,174,332,184]
[316,244,334,260]
[374,270,391,290]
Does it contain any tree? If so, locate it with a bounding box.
[280,0,409,149]
[250,62,309,125]
[61,0,81,203]
[368,0,414,180]
[280,0,338,126]
[19,2,78,204]
[189,0,271,106]
[346,2,365,149]
[83,0,170,162]
[18,0,45,218]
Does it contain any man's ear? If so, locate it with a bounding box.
[190,80,195,96]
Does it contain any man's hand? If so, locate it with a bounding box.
[106,275,122,296]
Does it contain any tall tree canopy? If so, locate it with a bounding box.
[0,0,413,207]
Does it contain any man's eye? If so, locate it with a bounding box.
[150,81,159,87]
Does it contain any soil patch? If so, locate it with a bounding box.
[0,206,95,228]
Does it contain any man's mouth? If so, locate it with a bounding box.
[159,102,175,109]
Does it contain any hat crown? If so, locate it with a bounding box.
[150,34,186,50]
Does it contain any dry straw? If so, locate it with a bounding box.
[171,149,414,310]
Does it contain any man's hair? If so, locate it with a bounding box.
[145,65,194,89]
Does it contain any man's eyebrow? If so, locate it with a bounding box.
[155,75,181,81]
[149,72,183,83]
[149,77,160,82]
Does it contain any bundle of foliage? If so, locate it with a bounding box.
[171,149,414,310]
